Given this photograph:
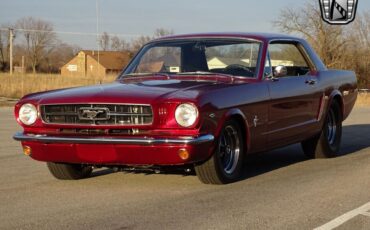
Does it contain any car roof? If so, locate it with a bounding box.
[152,32,302,43]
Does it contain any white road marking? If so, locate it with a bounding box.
[314,202,370,230]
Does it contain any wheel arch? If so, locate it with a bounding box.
[328,90,344,120]
[215,108,251,152]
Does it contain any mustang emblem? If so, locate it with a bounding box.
[78,107,110,120]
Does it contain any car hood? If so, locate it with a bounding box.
[22,76,238,105]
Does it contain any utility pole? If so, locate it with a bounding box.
[21,55,25,74]
[9,28,14,75]
[96,0,100,78]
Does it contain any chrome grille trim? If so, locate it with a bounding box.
[40,104,153,126]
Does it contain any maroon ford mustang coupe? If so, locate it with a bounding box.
[13,33,357,184]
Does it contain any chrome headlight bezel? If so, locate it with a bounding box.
[175,103,199,127]
[19,103,38,125]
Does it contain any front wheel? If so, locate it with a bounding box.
[301,101,342,158]
[195,120,244,184]
[47,162,93,180]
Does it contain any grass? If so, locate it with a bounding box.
[356,93,370,107]
[0,73,117,99]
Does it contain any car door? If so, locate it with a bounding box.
[265,41,322,148]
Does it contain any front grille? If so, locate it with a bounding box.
[41,104,153,126]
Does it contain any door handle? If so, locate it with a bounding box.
[305,79,317,85]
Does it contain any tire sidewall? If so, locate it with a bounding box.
[213,120,245,183]
[321,101,342,156]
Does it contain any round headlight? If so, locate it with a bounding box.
[175,103,198,127]
[19,104,38,125]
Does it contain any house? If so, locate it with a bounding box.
[207,57,294,69]
[137,53,181,73]
[61,50,131,77]
[207,57,251,69]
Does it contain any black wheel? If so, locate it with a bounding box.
[195,120,244,184]
[47,162,93,180]
[301,101,342,158]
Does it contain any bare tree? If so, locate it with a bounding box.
[130,35,151,54]
[346,12,370,88]
[274,2,370,88]
[273,1,347,68]
[130,28,174,54]
[0,29,6,71]
[110,36,130,51]
[350,12,370,49]
[99,32,110,51]
[153,28,174,38]
[43,41,80,73]
[110,36,121,51]
[0,24,14,71]
[16,17,56,73]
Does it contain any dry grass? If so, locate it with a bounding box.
[0,73,117,99]
[356,93,370,107]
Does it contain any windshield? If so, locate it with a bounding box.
[121,39,262,78]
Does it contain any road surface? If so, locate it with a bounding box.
[0,107,369,230]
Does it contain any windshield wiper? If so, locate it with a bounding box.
[121,72,171,79]
[176,71,234,78]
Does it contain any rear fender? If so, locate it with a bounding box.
[327,90,344,119]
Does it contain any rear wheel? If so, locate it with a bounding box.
[301,101,342,158]
[47,162,93,180]
[195,120,244,184]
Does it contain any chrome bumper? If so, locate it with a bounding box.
[13,132,214,145]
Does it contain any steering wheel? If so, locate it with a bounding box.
[225,64,254,76]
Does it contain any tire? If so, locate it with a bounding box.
[47,162,93,180]
[195,120,245,184]
[301,101,342,158]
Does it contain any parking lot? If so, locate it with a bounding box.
[0,106,369,230]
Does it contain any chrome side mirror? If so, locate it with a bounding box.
[274,65,288,77]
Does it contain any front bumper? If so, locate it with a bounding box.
[13,132,215,165]
[13,132,214,145]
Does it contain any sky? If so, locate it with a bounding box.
[1,0,370,49]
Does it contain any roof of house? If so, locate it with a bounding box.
[80,50,131,70]
[208,57,249,66]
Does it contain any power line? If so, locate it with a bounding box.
[0,27,145,38]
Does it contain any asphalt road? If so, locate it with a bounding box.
[1,106,370,230]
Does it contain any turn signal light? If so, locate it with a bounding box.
[23,146,32,156]
[178,149,189,160]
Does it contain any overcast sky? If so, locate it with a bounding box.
[1,0,369,49]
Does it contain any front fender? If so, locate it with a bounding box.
[214,108,251,152]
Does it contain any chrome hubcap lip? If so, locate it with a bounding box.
[219,125,240,175]
[326,109,337,145]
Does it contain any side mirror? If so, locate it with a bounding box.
[274,65,288,77]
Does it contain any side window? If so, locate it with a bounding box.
[269,43,310,77]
